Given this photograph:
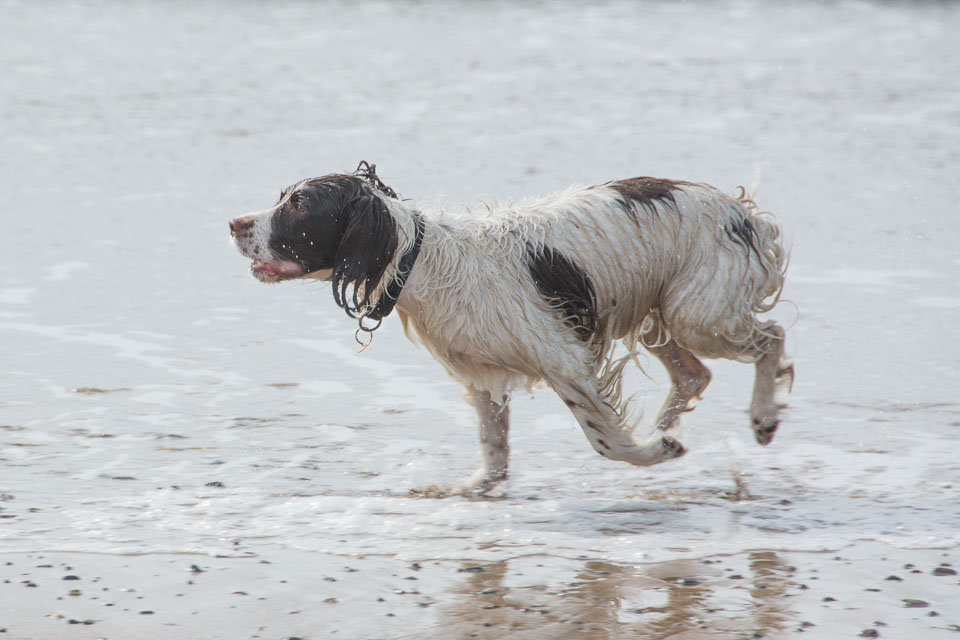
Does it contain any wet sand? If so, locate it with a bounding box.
[2,544,958,639]
[2,0,959,638]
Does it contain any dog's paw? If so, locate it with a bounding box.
[459,475,508,499]
[409,473,507,500]
[661,435,686,459]
[752,416,779,446]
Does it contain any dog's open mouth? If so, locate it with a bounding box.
[250,259,304,282]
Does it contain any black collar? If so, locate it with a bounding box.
[367,213,425,321]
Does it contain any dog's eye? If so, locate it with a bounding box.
[291,193,308,212]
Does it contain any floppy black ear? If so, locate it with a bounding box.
[331,189,399,318]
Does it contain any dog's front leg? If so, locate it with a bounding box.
[453,386,510,496]
[410,385,511,499]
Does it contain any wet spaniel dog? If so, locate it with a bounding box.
[230,163,793,496]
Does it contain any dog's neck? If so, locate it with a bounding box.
[394,208,433,320]
[367,211,425,321]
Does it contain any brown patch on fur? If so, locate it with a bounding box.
[606,177,687,222]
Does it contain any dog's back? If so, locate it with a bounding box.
[406,179,785,362]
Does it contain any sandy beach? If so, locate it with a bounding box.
[3,544,958,638]
[2,1,959,638]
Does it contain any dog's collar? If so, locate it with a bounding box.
[366,212,425,322]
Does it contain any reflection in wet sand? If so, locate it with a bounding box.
[747,551,794,634]
[430,553,793,639]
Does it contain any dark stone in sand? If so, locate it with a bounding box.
[901,598,929,608]
[884,575,902,581]
[933,566,957,576]
[859,630,879,638]
[62,575,80,580]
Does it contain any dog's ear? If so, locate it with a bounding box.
[331,189,399,318]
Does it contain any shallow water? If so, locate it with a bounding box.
[2,1,959,638]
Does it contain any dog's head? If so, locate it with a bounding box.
[230,167,402,318]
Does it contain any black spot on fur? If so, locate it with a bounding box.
[527,246,599,342]
[596,438,610,450]
[329,185,399,319]
[607,177,685,222]
[586,420,603,433]
[268,179,350,273]
[269,174,399,319]
[724,215,761,259]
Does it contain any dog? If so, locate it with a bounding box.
[230,162,793,496]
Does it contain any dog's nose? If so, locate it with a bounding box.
[229,217,254,236]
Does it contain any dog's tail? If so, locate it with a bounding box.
[732,186,788,314]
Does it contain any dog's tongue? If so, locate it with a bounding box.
[252,260,303,279]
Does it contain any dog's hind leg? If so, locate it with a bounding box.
[642,319,712,432]
[661,314,793,446]
[453,386,511,496]
[747,321,793,445]
[550,377,686,467]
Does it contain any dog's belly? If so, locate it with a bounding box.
[398,309,541,387]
